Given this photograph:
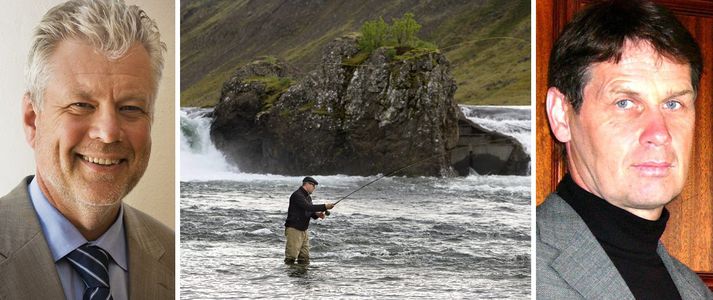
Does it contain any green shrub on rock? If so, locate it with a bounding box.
[358,17,389,52]
[357,13,431,53]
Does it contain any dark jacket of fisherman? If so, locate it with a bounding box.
[285,186,327,231]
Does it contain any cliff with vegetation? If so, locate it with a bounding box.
[210,34,461,176]
[181,0,530,107]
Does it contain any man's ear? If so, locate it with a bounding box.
[546,87,572,143]
[22,93,38,149]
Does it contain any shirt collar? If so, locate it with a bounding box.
[28,177,128,271]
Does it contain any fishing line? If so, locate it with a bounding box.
[325,137,515,215]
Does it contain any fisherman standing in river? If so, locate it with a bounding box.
[284,177,334,264]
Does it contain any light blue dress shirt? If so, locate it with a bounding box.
[28,177,128,300]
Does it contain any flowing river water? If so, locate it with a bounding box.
[180,106,531,299]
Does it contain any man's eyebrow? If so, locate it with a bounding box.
[608,88,641,98]
[608,88,694,99]
[70,90,93,101]
[116,94,150,102]
[67,89,150,103]
[664,89,695,99]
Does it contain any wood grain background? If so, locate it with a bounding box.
[536,0,713,276]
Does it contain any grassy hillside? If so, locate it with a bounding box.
[181,0,530,107]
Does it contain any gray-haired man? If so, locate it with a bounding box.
[0,0,173,299]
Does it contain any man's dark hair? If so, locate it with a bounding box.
[548,0,702,112]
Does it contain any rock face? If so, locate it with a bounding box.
[210,35,460,176]
[450,111,529,176]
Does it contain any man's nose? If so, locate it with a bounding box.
[88,107,123,143]
[639,110,671,147]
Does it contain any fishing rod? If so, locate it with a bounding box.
[324,152,440,216]
[333,152,443,206]
[325,137,516,214]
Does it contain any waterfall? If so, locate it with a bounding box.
[181,105,532,180]
[180,108,239,181]
[459,105,531,155]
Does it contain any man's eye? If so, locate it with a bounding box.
[615,99,634,109]
[663,100,682,110]
[72,102,94,108]
[120,106,145,113]
[71,102,95,110]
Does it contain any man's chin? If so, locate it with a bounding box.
[68,191,125,209]
[625,193,678,211]
[68,182,133,208]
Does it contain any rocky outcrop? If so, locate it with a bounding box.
[210,35,460,176]
[450,111,529,176]
[209,58,294,174]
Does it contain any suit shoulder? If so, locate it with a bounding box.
[661,248,713,298]
[536,193,564,223]
[536,207,586,299]
[123,204,174,252]
[536,194,564,238]
[0,176,40,259]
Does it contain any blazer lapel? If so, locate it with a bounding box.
[124,205,173,299]
[541,194,634,299]
[0,177,64,299]
[658,243,710,299]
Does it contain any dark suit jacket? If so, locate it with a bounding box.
[0,176,174,299]
[537,193,713,299]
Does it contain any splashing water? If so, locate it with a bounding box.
[180,108,239,180]
[180,107,531,298]
[460,105,531,155]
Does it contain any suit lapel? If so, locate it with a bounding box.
[541,195,634,299]
[549,226,634,299]
[124,205,173,299]
[0,177,64,299]
[658,243,709,299]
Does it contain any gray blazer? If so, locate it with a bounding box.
[0,176,175,299]
[537,193,713,299]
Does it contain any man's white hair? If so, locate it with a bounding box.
[26,0,166,108]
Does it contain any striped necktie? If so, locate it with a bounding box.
[66,244,114,300]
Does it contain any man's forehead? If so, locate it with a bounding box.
[583,41,693,94]
[618,40,683,67]
[50,40,152,74]
[587,40,686,72]
[45,39,157,102]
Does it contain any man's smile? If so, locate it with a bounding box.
[80,155,124,166]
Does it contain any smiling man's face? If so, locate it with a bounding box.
[562,41,695,219]
[25,39,154,210]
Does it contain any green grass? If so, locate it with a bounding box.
[180,69,233,107]
[181,1,249,66]
[431,0,530,105]
[284,24,355,64]
[244,75,294,110]
[181,0,531,107]
[181,72,293,109]
[342,50,371,66]
[393,47,440,61]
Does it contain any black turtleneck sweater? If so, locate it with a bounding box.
[556,174,681,300]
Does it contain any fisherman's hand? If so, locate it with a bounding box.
[317,212,326,219]
[325,202,335,210]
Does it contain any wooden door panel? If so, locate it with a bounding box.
[537,0,713,274]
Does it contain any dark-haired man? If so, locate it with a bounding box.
[284,177,334,264]
[537,0,712,299]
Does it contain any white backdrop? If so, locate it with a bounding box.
[0,0,175,229]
